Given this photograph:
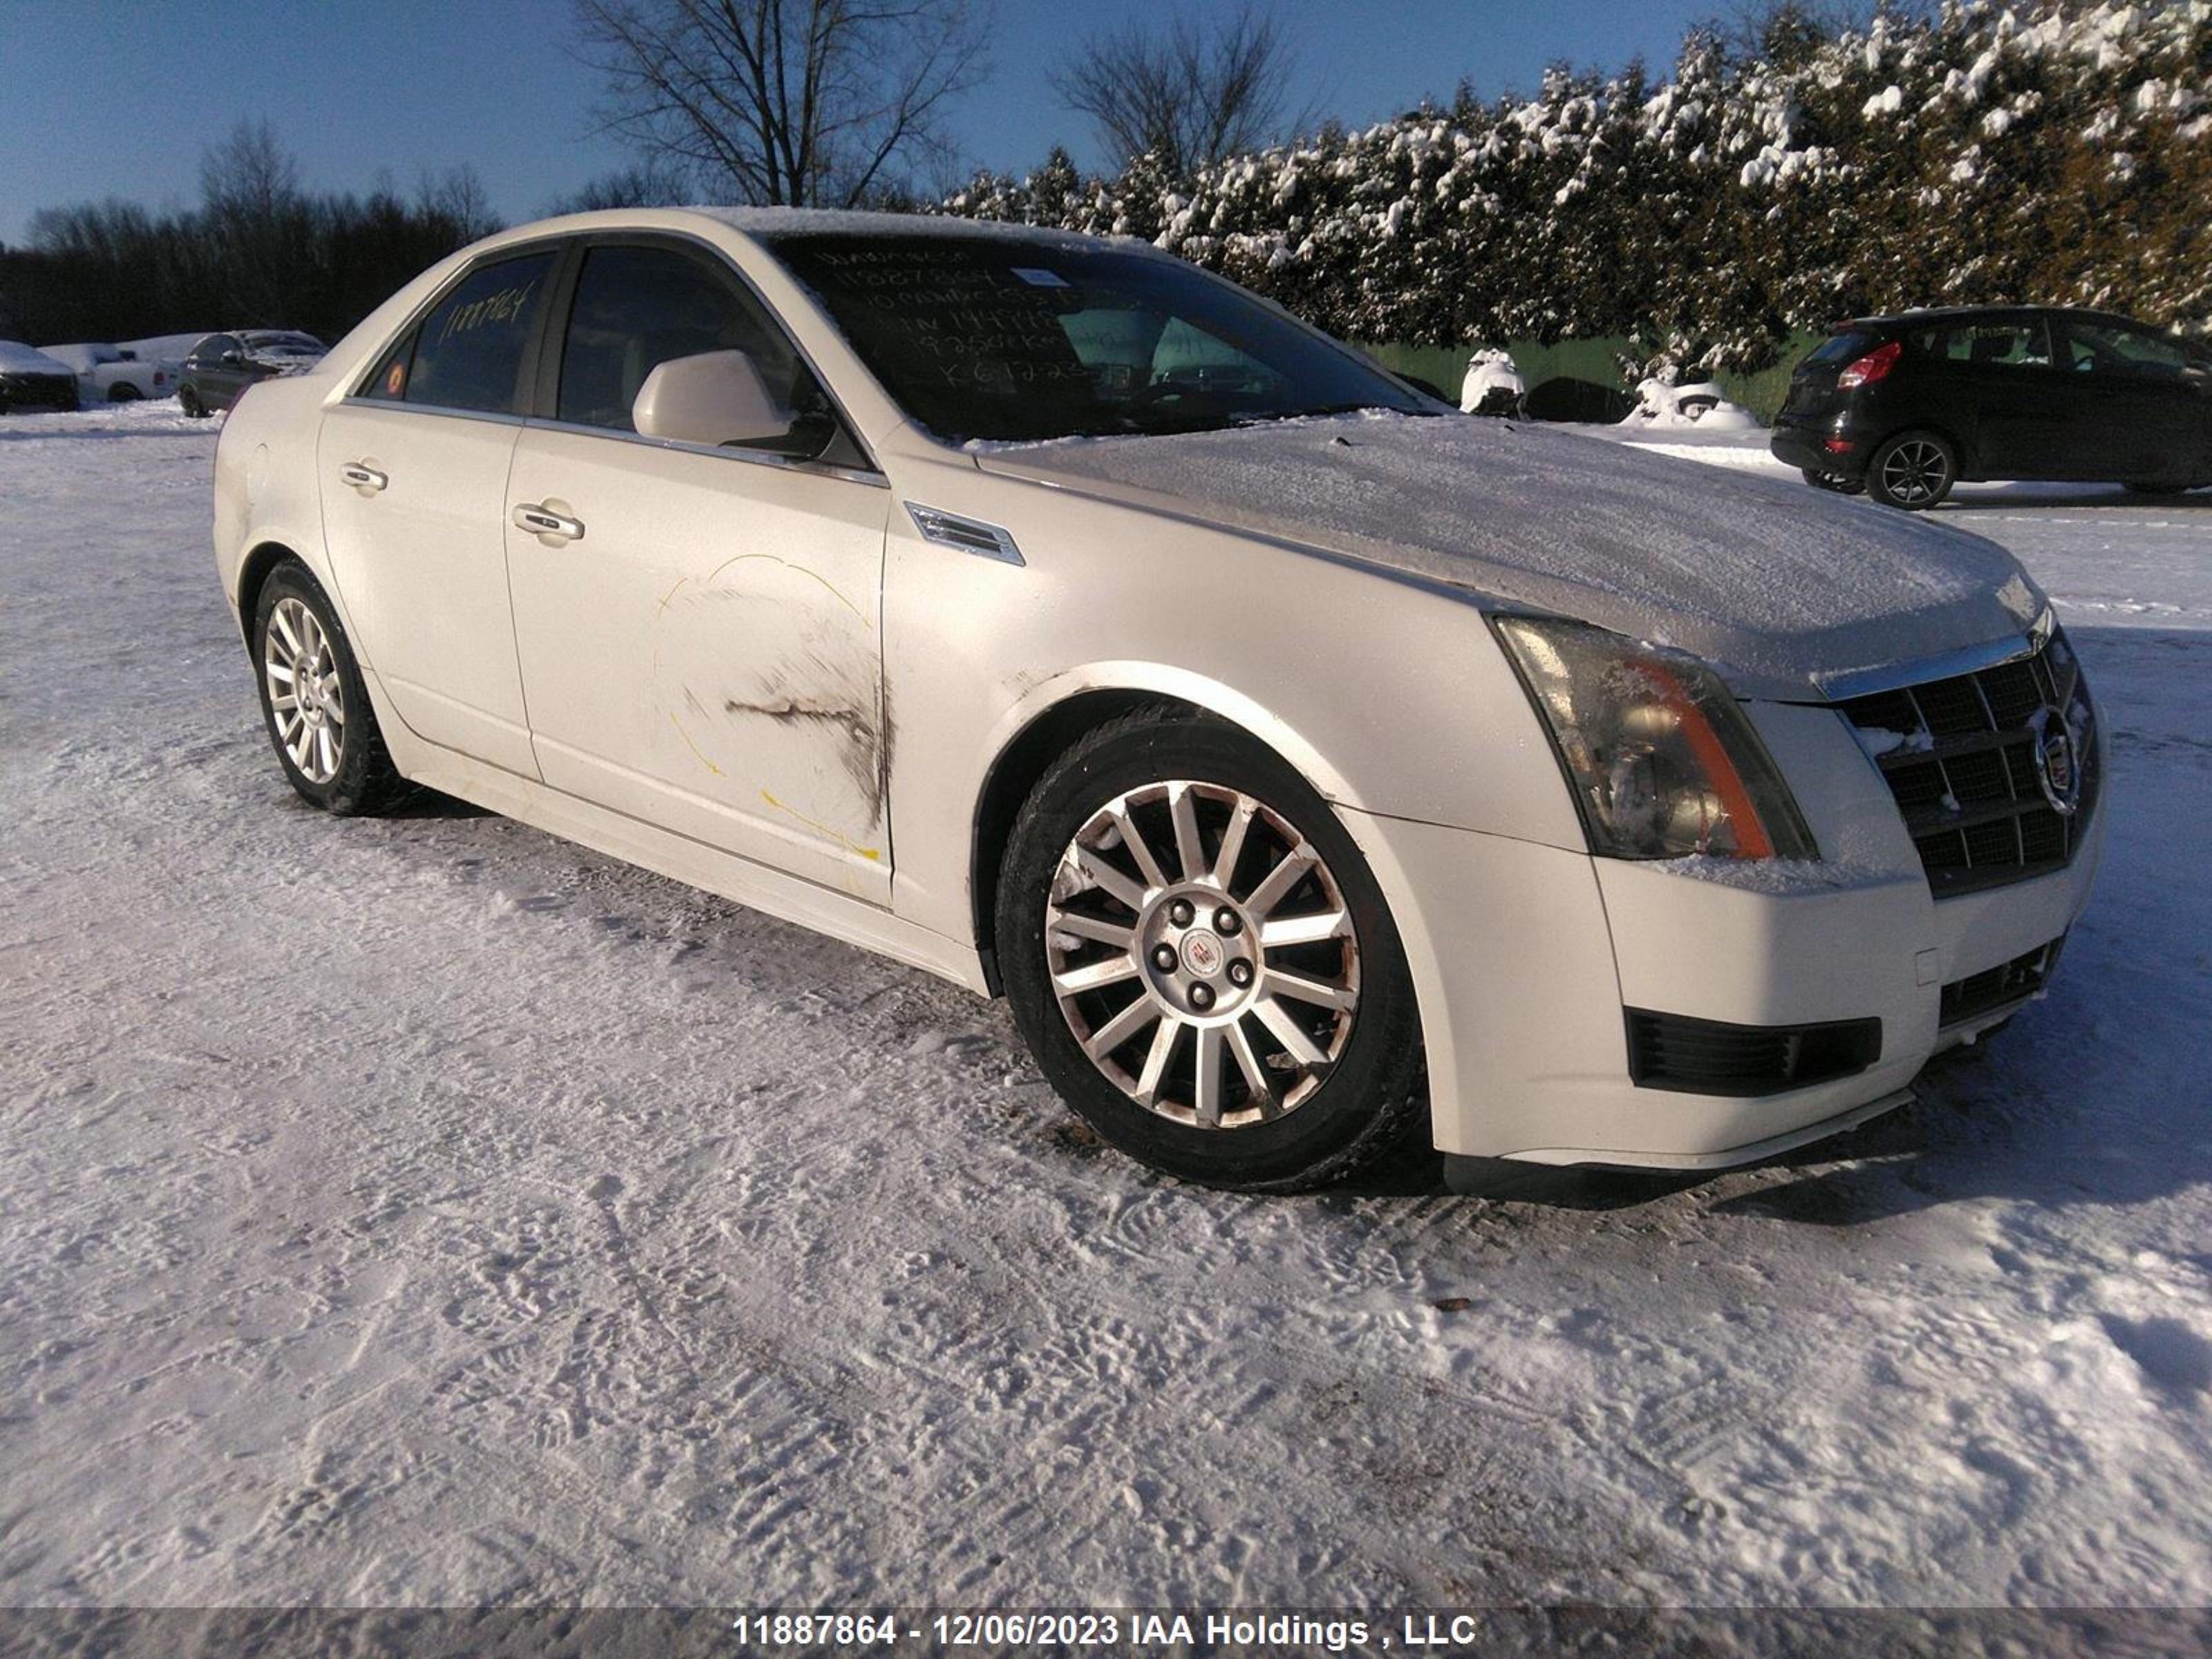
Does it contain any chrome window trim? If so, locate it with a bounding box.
[346,238,569,404]
[1814,608,2055,702]
[335,396,527,429]
[556,227,883,477]
[339,227,883,477]
[520,415,888,489]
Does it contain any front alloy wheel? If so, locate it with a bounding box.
[1046,780,1360,1129]
[1868,431,1957,510]
[998,710,1425,1190]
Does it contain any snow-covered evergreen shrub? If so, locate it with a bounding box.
[942,1,2212,372]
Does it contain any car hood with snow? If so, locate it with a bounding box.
[0,341,79,377]
[970,412,2045,700]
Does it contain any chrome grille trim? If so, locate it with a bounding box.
[1839,628,2097,899]
[1816,606,2055,702]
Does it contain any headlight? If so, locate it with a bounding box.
[1494,615,1816,861]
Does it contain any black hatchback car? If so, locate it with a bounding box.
[1772,306,2212,509]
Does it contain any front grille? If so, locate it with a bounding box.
[1940,936,2064,1029]
[1626,1009,1883,1096]
[1839,630,2099,899]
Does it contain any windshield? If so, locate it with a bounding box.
[761,232,1429,444]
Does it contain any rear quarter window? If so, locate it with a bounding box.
[1806,332,1877,366]
[362,251,555,413]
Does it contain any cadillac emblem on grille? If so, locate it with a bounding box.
[2034,721,2081,816]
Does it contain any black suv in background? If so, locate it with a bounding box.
[1772,306,2212,509]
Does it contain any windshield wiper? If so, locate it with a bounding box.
[1236,400,1432,425]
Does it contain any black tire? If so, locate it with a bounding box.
[996,709,1427,1191]
[1801,467,1866,496]
[251,561,408,816]
[1866,430,1958,510]
[180,387,209,418]
[106,383,142,403]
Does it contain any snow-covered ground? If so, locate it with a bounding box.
[4,404,2211,1613]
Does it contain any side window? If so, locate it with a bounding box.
[1931,319,2050,368]
[554,243,823,439]
[367,251,555,413]
[2062,320,2190,379]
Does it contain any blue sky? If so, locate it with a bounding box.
[1,0,1725,244]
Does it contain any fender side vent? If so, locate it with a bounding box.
[905,502,1023,566]
[1627,1010,1882,1097]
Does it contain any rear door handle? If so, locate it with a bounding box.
[512,502,585,543]
[339,462,387,493]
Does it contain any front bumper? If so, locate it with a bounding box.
[1348,697,2105,1170]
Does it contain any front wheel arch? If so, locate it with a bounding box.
[969,685,1369,995]
[971,690,1201,993]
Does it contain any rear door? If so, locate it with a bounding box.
[1907,314,2070,478]
[2053,317,2212,483]
[502,237,893,899]
[316,247,560,777]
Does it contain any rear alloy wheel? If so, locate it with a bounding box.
[1801,467,1865,496]
[252,563,406,815]
[1867,431,1957,510]
[997,711,1425,1190]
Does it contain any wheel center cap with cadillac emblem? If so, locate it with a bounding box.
[2034,721,2081,816]
[1179,930,1226,977]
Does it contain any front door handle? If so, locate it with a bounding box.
[339,462,388,494]
[512,501,585,544]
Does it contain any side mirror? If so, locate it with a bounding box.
[633,350,795,449]
[221,350,244,367]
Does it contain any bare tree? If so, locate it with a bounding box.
[196,119,311,321]
[543,158,695,214]
[575,0,990,207]
[1051,2,1310,180]
[415,165,502,241]
[199,118,303,223]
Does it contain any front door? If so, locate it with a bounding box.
[192,334,244,407]
[317,247,560,777]
[2054,317,2212,483]
[503,240,892,900]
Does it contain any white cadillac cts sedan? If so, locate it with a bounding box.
[212,209,2103,1192]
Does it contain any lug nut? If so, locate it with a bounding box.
[1151,944,1177,972]
[1168,898,1194,926]
[1190,983,1215,1011]
[1215,908,1242,936]
[1227,959,1253,988]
